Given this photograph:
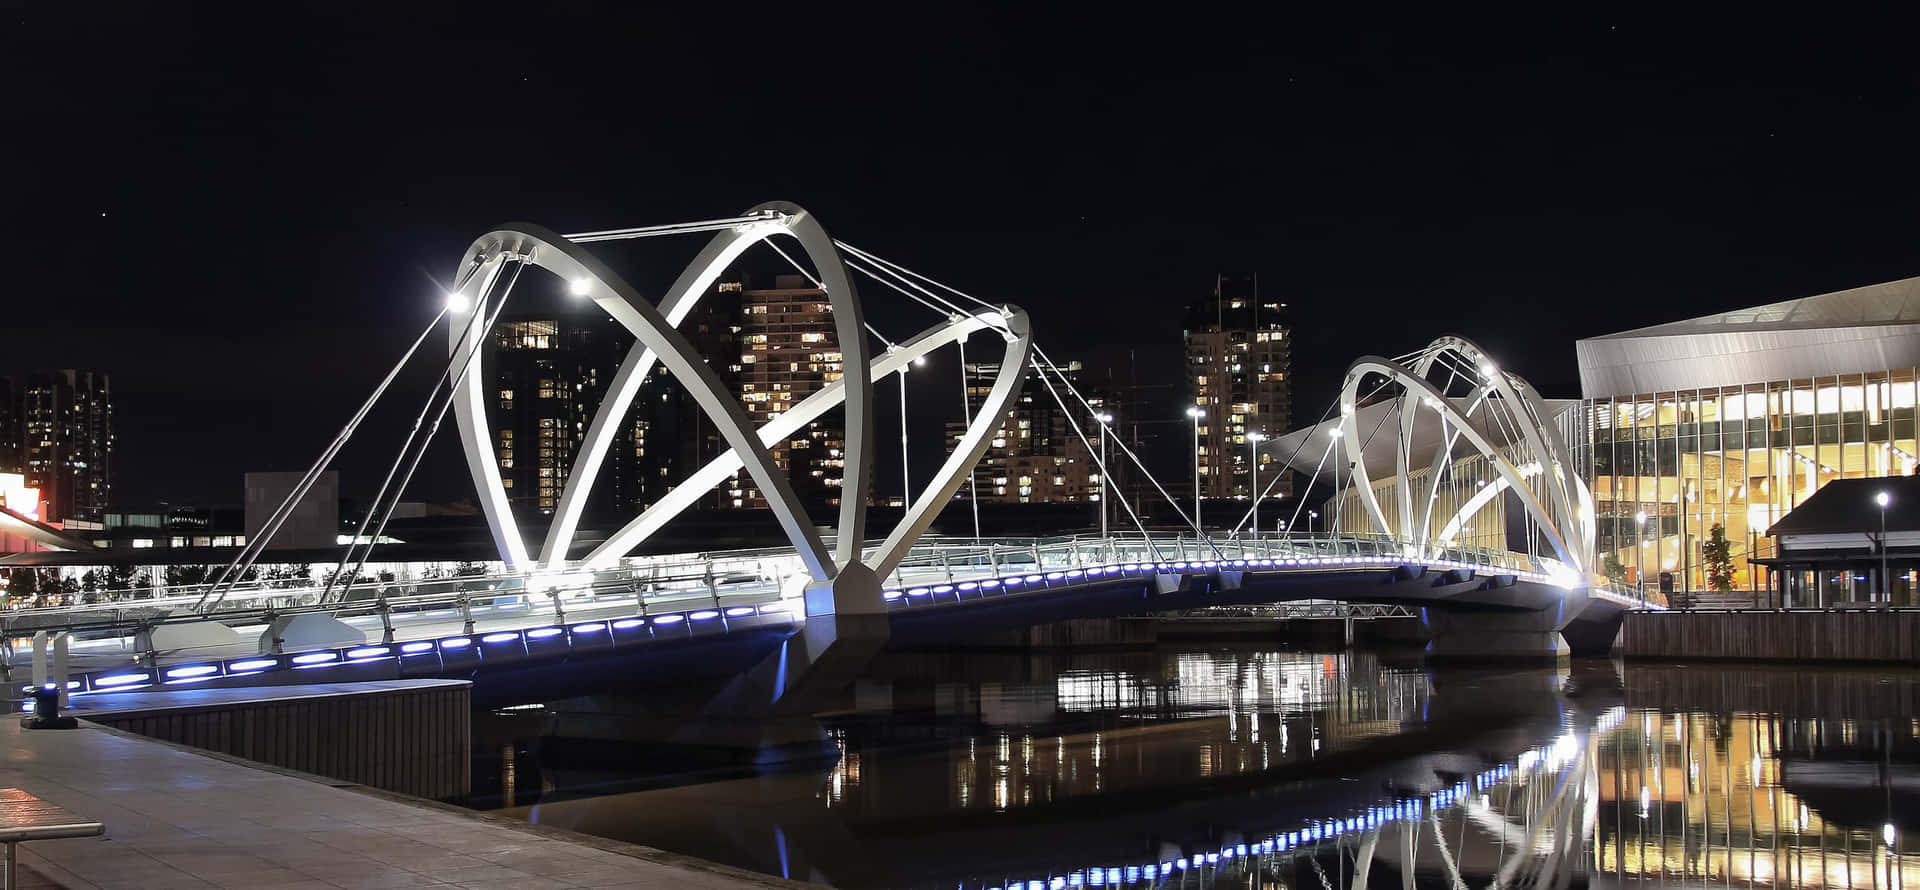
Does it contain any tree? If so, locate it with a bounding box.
[1603,554,1629,584]
[1702,522,1735,593]
[106,564,138,591]
[165,564,211,587]
[5,569,36,602]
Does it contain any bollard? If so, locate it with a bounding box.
[51,634,68,709]
[29,632,47,692]
[20,684,76,730]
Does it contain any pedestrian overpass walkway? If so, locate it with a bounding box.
[4,532,1656,702]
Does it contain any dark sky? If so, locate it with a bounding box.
[7,5,1919,510]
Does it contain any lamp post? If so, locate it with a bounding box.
[1095,412,1113,541]
[1635,509,1648,601]
[1187,407,1205,534]
[1309,509,1320,536]
[1248,432,1268,541]
[1877,490,1892,601]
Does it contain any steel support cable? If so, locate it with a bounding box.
[844,259,956,321]
[1031,344,1219,557]
[339,259,530,601]
[761,237,896,349]
[346,257,531,596]
[326,257,527,602]
[1280,434,1339,541]
[315,262,503,603]
[1340,393,1402,538]
[203,304,452,605]
[841,242,1421,553]
[835,243,985,325]
[200,260,484,610]
[563,211,785,243]
[847,242,1418,548]
[1230,372,1400,536]
[1029,357,1168,562]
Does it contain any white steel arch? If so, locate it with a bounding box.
[446,206,1034,586]
[1337,336,1594,577]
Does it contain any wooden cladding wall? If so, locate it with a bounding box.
[88,683,470,801]
[1622,609,1920,663]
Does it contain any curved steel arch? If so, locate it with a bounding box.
[1337,337,1593,576]
[579,305,1032,579]
[446,207,1033,585]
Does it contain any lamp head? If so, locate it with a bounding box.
[1877,491,1892,508]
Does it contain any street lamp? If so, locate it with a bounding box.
[1877,490,1892,600]
[1635,509,1648,600]
[1248,432,1268,541]
[1095,412,1114,540]
[1309,509,1320,536]
[1186,407,1205,533]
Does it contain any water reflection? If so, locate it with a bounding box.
[472,650,1920,890]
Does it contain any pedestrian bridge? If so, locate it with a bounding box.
[6,532,1654,701]
[5,201,1653,702]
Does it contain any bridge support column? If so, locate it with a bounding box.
[1421,608,1570,663]
[693,563,891,763]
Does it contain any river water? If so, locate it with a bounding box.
[469,645,1920,890]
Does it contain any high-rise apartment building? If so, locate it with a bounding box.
[16,370,112,524]
[0,378,19,477]
[486,314,656,522]
[949,361,1107,504]
[730,273,845,508]
[1185,275,1291,500]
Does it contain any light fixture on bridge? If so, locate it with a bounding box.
[1185,407,1205,418]
[567,278,592,297]
[911,355,927,367]
[446,290,470,313]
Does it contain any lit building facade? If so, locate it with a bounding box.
[1574,275,1920,601]
[948,361,1104,504]
[731,273,845,508]
[16,370,112,524]
[486,314,652,521]
[1185,275,1291,500]
[0,378,19,477]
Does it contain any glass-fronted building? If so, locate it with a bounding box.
[1574,275,1920,603]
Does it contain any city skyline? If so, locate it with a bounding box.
[6,7,1919,512]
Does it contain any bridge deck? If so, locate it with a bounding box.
[3,538,1648,700]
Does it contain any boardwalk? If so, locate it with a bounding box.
[0,717,799,889]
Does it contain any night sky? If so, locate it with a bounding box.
[7,5,1919,511]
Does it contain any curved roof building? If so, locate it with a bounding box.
[1576,275,1920,398]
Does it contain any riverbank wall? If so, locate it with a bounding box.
[1621,608,1920,663]
[71,679,472,800]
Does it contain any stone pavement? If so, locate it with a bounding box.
[0,717,801,889]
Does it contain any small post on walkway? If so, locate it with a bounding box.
[29,632,46,693]
[51,633,69,708]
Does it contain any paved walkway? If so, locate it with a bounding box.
[0,717,799,889]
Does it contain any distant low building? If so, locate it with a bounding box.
[245,470,338,550]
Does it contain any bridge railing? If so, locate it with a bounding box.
[2,531,1592,644]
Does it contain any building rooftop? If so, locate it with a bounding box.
[1589,275,1920,340]
[1765,475,1920,537]
[1576,275,1920,399]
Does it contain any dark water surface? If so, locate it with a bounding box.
[468,646,1920,890]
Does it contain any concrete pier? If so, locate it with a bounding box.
[0,711,801,888]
